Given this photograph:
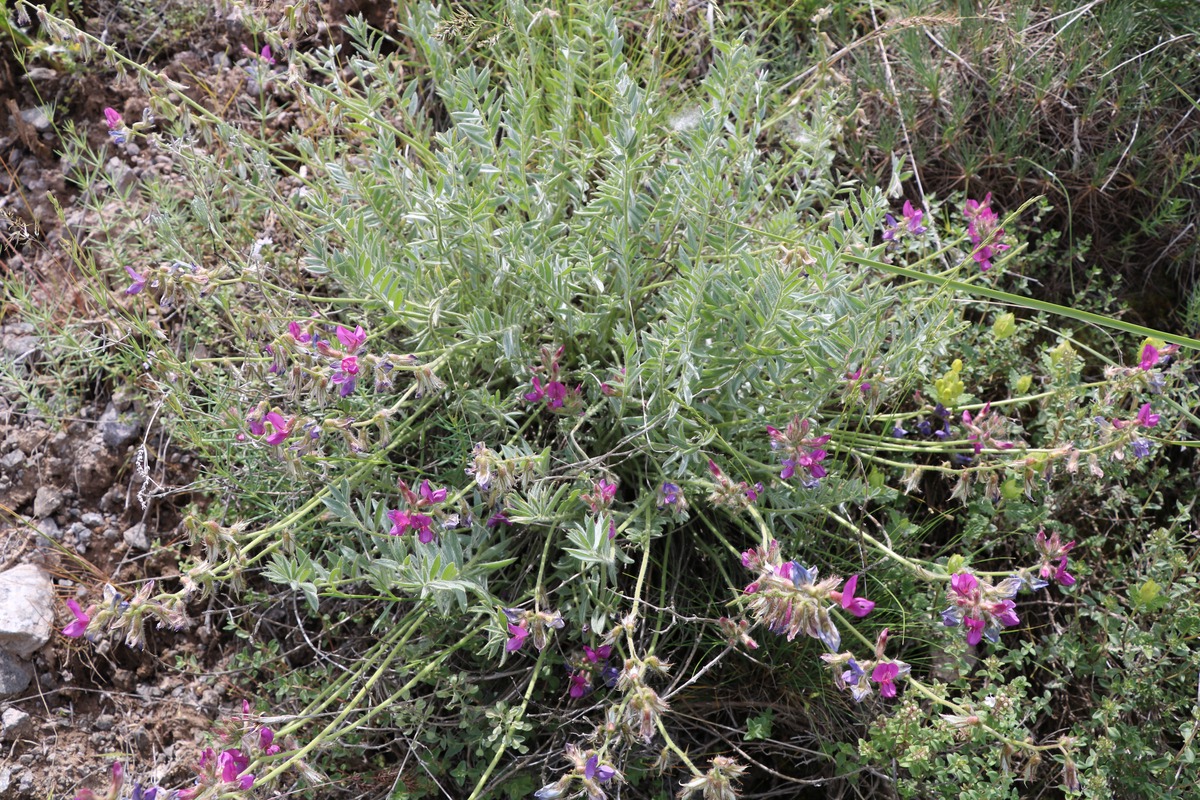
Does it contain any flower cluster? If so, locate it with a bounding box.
[707,460,763,510]
[740,542,874,653]
[821,628,911,702]
[503,608,565,653]
[178,701,282,799]
[678,755,748,800]
[964,193,1010,271]
[1032,528,1076,587]
[940,572,1022,646]
[534,745,620,800]
[616,656,672,742]
[74,762,165,800]
[568,643,618,699]
[882,200,928,246]
[60,582,187,649]
[386,478,450,543]
[961,403,1016,454]
[766,416,831,486]
[524,344,583,413]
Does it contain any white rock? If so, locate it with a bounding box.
[122,522,149,551]
[0,565,55,658]
[0,707,31,741]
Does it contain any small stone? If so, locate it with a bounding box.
[122,522,149,551]
[0,451,23,470]
[0,651,31,697]
[0,565,55,658]
[35,517,60,542]
[24,68,58,82]
[81,512,104,527]
[95,714,115,731]
[99,403,143,450]
[32,485,62,518]
[0,707,31,741]
[19,106,51,131]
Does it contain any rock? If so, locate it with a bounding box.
[25,67,57,82]
[0,451,24,470]
[81,512,104,527]
[0,650,31,697]
[35,517,60,542]
[0,565,55,658]
[32,485,62,517]
[99,403,142,450]
[122,522,149,551]
[0,707,32,741]
[19,106,51,131]
[104,157,137,194]
[95,713,115,731]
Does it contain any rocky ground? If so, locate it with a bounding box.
[1,4,280,797]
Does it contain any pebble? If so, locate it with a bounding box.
[32,485,62,518]
[123,522,149,551]
[99,403,143,450]
[95,713,115,731]
[81,512,105,527]
[19,106,51,131]
[0,565,55,658]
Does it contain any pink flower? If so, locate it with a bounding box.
[834,574,875,618]
[335,324,367,353]
[262,412,294,445]
[568,670,591,698]
[104,107,123,129]
[217,749,249,783]
[1136,402,1160,428]
[963,616,986,646]
[524,376,546,402]
[386,509,435,542]
[950,572,979,598]
[260,45,275,65]
[62,598,91,638]
[418,479,447,505]
[871,662,901,698]
[506,621,530,652]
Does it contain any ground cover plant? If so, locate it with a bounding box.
[6,1,1200,799]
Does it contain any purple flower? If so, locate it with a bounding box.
[419,479,447,505]
[990,599,1020,628]
[835,574,875,618]
[568,670,591,698]
[1131,438,1152,459]
[902,200,927,235]
[506,621,530,652]
[891,423,907,438]
[124,266,147,295]
[545,380,568,409]
[335,324,367,353]
[585,755,616,782]
[260,45,275,65]
[871,662,901,698]
[63,598,91,638]
[104,107,123,129]
[287,321,312,344]
[1136,402,1160,428]
[259,726,280,755]
[882,214,900,243]
[387,509,436,543]
[1053,557,1075,586]
[950,572,978,598]
[1139,343,1160,370]
[524,376,546,402]
[583,644,612,664]
[659,482,682,507]
[963,616,986,645]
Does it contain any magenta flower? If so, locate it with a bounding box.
[287,321,312,344]
[104,107,123,129]
[418,479,447,505]
[583,644,612,664]
[964,193,1009,271]
[506,621,530,652]
[262,412,294,445]
[260,45,275,65]
[1136,402,1160,428]
[568,670,591,698]
[259,727,280,756]
[870,662,901,698]
[217,749,249,783]
[834,575,875,618]
[386,509,436,543]
[124,266,148,295]
[524,376,546,402]
[963,616,986,645]
[545,380,568,409]
[62,598,91,638]
[1139,343,1160,370]
[335,324,367,353]
[951,572,979,598]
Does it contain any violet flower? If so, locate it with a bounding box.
[584,755,616,782]
[217,749,249,783]
[871,662,901,698]
[287,321,312,344]
[1139,343,1159,370]
[124,266,148,295]
[418,479,447,505]
[902,200,927,235]
[568,670,591,698]
[659,482,683,507]
[62,598,91,638]
[1131,438,1152,459]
